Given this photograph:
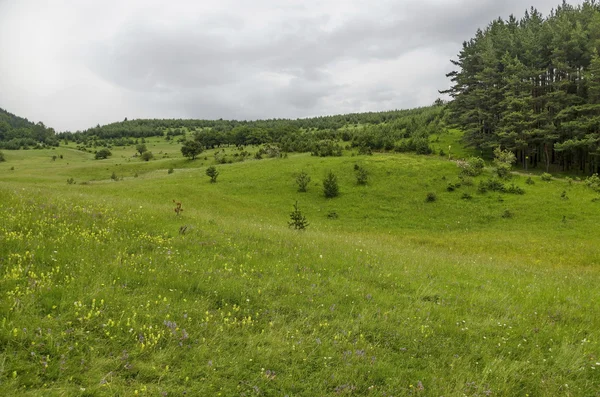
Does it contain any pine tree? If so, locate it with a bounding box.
[288,201,309,230]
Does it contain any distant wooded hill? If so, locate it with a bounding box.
[0,108,58,149]
[443,0,600,174]
[56,105,447,156]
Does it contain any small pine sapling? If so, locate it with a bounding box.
[296,171,311,192]
[355,165,369,185]
[288,201,309,230]
[323,171,339,198]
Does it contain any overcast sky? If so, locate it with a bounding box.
[0,0,583,132]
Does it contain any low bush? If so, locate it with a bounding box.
[141,151,154,161]
[505,183,525,195]
[478,178,505,193]
[355,166,369,185]
[206,166,219,183]
[584,173,600,192]
[447,182,461,192]
[296,171,311,192]
[323,171,339,198]
[502,209,514,218]
[95,148,112,160]
[460,157,485,177]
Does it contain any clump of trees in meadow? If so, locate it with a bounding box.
[443,1,600,174]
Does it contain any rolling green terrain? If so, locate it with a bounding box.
[1,135,599,396]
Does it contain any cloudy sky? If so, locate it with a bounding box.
[0,0,582,132]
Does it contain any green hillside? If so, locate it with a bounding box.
[0,107,57,149]
[1,133,599,396]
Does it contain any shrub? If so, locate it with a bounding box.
[561,190,569,200]
[111,172,119,181]
[541,173,552,182]
[66,178,76,185]
[460,157,485,176]
[584,173,600,192]
[355,166,369,185]
[525,177,535,185]
[459,175,474,186]
[461,193,472,200]
[478,178,505,193]
[425,192,437,202]
[311,140,342,157]
[168,168,174,174]
[327,210,339,219]
[446,181,461,192]
[414,137,433,155]
[323,171,339,198]
[296,171,311,192]
[265,144,282,158]
[206,166,219,183]
[288,201,309,230]
[501,209,514,219]
[358,145,372,155]
[95,148,112,160]
[505,183,525,195]
[493,147,516,179]
[141,151,154,161]
[136,144,147,155]
[0,151,5,162]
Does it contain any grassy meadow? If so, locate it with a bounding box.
[1,137,600,396]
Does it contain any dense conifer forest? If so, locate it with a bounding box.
[443,0,600,174]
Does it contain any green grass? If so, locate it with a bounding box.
[1,137,599,396]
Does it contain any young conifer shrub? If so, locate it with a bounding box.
[355,165,369,185]
[323,171,339,198]
[288,201,309,230]
[296,171,311,192]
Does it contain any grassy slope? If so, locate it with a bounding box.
[1,136,599,396]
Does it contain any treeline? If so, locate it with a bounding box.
[0,108,58,149]
[59,106,447,155]
[187,105,445,155]
[444,0,600,174]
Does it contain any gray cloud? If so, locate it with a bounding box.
[0,0,584,131]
